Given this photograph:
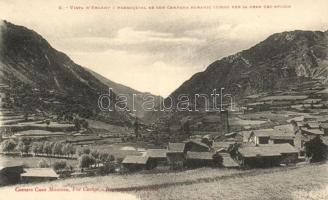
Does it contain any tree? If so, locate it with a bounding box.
[73,118,81,131]
[91,150,100,166]
[82,148,91,155]
[81,120,89,130]
[1,140,17,152]
[37,142,45,155]
[99,152,115,165]
[77,148,91,156]
[62,143,75,158]
[16,138,31,156]
[305,136,327,163]
[32,142,40,156]
[43,141,53,156]
[53,160,67,171]
[68,144,76,157]
[89,155,96,168]
[38,158,50,168]
[52,142,63,156]
[79,154,91,169]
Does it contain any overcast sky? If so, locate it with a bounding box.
[1,0,327,97]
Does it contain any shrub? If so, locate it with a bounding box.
[53,160,67,171]
[78,154,91,169]
[52,142,63,156]
[43,141,53,156]
[1,140,17,152]
[38,158,50,168]
[305,136,327,163]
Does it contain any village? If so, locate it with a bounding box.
[1,78,328,187]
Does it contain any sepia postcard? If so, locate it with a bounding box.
[0,0,327,199]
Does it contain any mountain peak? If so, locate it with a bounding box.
[169,29,328,102]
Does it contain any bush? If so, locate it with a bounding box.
[78,154,92,169]
[16,139,30,155]
[53,160,67,171]
[305,136,327,163]
[1,140,17,152]
[78,148,91,156]
[52,142,63,156]
[43,141,54,155]
[38,158,50,168]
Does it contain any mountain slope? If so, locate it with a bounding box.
[168,30,328,105]
[87,69,163,118]
[0,20,130,123]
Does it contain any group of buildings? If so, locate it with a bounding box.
[0,161,59,186]
[122,114,328,170]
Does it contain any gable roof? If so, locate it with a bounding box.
[212,142,235,150]
[319,123,328,129]
[186,151,214,160]
[301,128,324,135]
[260,95,308,101]
[252,129,294,138]
[122,155,149,164]
[186,140,210,150]
[167,143,186,153]
[307,122,320,129]
[238,143,298,158]
[273,125,295,134]
[21,168,59,178]
[146,149,167,158]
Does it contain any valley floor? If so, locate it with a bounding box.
[1,162,327,200]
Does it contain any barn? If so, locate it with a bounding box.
[21,168,59,183]
[0,164,24,186]
[237,143,298,168]
[166,143,186,169]
[146,149,167,167]
[184,140,210,152]
[247,129,295,146]
[122,155,151,171]
[185,151,214,168]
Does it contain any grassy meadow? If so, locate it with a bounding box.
[2,163,327,200]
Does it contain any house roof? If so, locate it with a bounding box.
[270,135,295,140]
[252,129,294,138]
[260,95,308,101]
[287,116,305,123]
[273,125,295,134]
[301,128,324,135]
[122,155,149,164]
[186,140,210,150]
[307,122,320,129]
[303,99,322,104]
[238,143,298,158]
[146,149,167,158]
[186,151,214,160]
[167,142,186,153]
[21,168,59,178]
[320,123,328,129]
[212,142,235,150]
